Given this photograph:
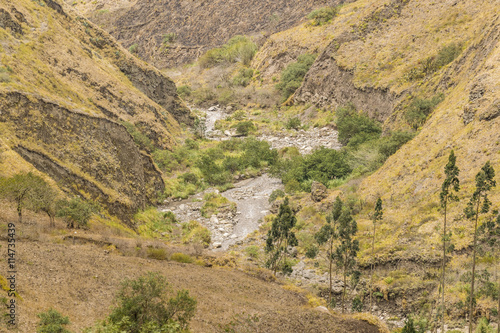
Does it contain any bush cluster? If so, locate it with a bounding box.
[285,117,301,130]
[404,94,444,129]
[271,147,351,192]
[196,137,278,186]
[198,35,257,68]
[232,68,254,87]
[336,104,382,147]
[276,54,316,101]
[307,6,339,26]
[405,43,462,81]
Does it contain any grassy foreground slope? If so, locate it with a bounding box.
[0,207,384,333]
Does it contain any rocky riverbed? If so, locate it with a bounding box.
[201,105,341,154]
[158,174,283,250]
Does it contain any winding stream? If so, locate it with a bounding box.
[160,105,339,249]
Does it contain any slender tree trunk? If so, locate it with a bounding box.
[342,261,347,314]
[329,236,333,307]
[497,263,499,333]
[370,220,376,313]
[442,202,447,333]
[497,285,500,333]
[469,202,480,333]
[16,201,22,224]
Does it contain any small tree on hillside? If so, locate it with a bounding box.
[315,196,343,307]
[334,208,359,313]
[32,182,59,228]
[480,212,500,333]
[369,197,383,313]
[0,172,48,224]
[439,150,460,332]
[265,197,298,276]
[37,308,71,333]
[464,161,496,333]
[56,197,97,229]
[103,272,196,333]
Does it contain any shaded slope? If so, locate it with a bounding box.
[0,0,191,222]
[70,0,344,68]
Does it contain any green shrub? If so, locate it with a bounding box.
[177,85,192,99]
[37,309,71,333]
[285,117,301,130]
[182,220,211,247]
[284,179,301,193]
[305,245,318,259]
[401,318,417,333]
[232,68,254,87]
[232,120,256,136]
[223,156,241,173]
[245,245,260,258]
[336,104,381,146]
[122,121,155,151]
[269,189,285,203]
[163,32,177,44]
[406,43,462,81]
[276,54,316,101]
[179,172,199,185]
[171,252,194,263]
[128,43,138,54]
[303,147,351,184]
[238,138,278,169]
[232,110,247,120]
[198,35,257,68]
[146,248,168,260]
[307,6,339,26]
[192,87,217,105]
[378,131,415,160]
[102,272,196,332]
[351,296,363,312]
[196,153,231,186]
[404,94,444,129]
[423,43,462,74]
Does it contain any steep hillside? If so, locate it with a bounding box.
[278,0,500,256]
[66,0,345,68]
[0,0,191,222]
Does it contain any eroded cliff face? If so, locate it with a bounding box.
[69,0,343,68]
[0,0,191,223]
[294,42,394,122]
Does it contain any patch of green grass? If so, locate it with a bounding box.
[199,35,257,68]
[170,252,194,263]
[307,6,339,26]
[147,248,168,260]
[135,207,177,239]
[181,220,211,247]
[201,192,236,218]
